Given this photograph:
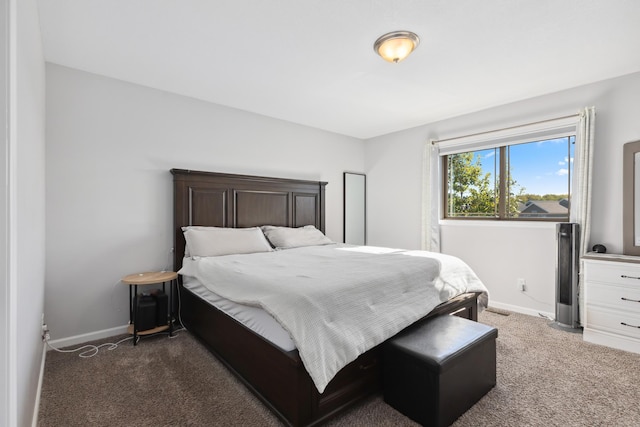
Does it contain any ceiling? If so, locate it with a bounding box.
[36,0,640,139]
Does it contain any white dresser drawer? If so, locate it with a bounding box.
[585,306,640,340]
[584,261,640,287]
[583,256,640,354]
[586,282,640,310]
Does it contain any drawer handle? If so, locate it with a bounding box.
[359,360,378,370]
[621,297,640,303]
[621,274,640,280]
[621,322,640,329]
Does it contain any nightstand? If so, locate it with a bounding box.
[121,271,178,345]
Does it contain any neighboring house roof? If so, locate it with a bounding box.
[519,199,569,216]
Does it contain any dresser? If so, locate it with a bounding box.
[583,254,640,354]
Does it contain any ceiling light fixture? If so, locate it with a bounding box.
[374,31,420,63]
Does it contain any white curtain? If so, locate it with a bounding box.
[570,106,596,325]
[421,140,441,252]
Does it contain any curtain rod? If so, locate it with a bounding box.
[431,112,581,145]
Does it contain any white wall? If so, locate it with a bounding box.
[43,48,640,344]
[365,71,640,316]
[0,2,10,423]
[0,1,9,423]
[2,0,47,426]
[45,64,365,342]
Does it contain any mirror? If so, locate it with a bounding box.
[623,140,640,255]
[344,172,366,245]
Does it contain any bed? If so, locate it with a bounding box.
[171,168,487,427]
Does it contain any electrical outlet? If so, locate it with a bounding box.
[517,278,526,292]
[41,324,50,342]
[41,313,50,341]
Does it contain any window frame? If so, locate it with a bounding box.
[438,117,578,222]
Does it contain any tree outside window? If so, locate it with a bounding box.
[444,136,574,220]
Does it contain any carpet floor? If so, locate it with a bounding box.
[38,310,640,426]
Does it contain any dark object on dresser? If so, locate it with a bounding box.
[592,244,607,253]
[172,168,483,427]
[383,315,497,427]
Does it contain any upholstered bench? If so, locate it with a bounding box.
[383,315,497,427]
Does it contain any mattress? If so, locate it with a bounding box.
[182,276,296,351]
[179,244,489,393]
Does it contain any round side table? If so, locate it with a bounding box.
[122,271,178,345]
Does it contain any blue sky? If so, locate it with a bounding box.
[478,136,574,196]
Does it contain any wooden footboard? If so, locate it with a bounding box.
[179,284,481,427]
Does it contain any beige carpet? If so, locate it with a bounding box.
[38,310,640,426]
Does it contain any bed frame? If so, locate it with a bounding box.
[171,168,481,427]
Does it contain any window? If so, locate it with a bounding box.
[443,135,575,220]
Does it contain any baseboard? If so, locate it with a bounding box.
[46,325,129,350]
[584,328,640,354]
[32,343,46,427]
[487,300,554,320]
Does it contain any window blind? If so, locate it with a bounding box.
[435,114,579,156]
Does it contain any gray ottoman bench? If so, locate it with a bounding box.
[383,315,497,427]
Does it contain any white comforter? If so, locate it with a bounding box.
[179,244,488,393]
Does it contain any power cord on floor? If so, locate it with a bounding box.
[45,335,136,358]
[521,289,552,306]
[47,269,188,356]
[45,326,188,357]
[519,291,555,320]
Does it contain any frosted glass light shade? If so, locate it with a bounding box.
[374,31,420,63]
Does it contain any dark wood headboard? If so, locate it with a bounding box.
[172,169,328,271]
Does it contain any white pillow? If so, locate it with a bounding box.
[261,225,333,249]
[182,226,273,257]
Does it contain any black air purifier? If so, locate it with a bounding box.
[153,291,169,326]
[555,223,580,329]
[136,295,157,331]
